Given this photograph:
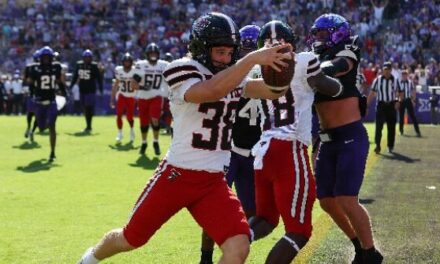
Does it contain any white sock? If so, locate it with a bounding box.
[142,140,147,144]
[118,129,122,134]
[79,247,99,264]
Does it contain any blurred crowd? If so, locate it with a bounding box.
[0,0,439,115]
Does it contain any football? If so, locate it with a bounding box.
[260,46,295,93]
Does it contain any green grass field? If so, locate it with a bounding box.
[1,116,439,263]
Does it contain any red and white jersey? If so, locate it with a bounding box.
[259,52,321,146]
[134,59,169,100]
[114,66,137,98]
[163,57,243,172]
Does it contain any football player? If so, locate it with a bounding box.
[199,24,263,264]
[27,46,66,162]
[23,49,40,142]
[133,43,169,155]
[70,49,103,133]
[249,21,342,264]
[309,14,383,263]
[77,12,292,264]
[110,53,139,143]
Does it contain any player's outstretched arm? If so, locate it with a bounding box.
[184,44,292,104]
[243,79,287,100]
[320,57,354,78]
[308,71,343,97]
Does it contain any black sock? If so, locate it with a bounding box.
[32,120,38,132]
[364,246,376,254]
[26,113,32,129]
[200,249,213,263]
[351,237,362,252]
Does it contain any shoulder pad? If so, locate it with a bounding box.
[159,60,170,67]
[163,58,204,89]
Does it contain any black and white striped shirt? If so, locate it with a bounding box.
[371,75,397,102]
[397,79,414,99]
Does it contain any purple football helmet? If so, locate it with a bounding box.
[33,49,41,62]
[308,13,351,54]
[82,49,93,58]
[240,25,261,51]
[40,46,54,57]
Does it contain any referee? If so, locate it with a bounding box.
[398,69,421,137]
[367,62,403,154]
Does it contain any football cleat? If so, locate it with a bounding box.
[199,261,214,264]
[139,143,147,155]
[24,129,29,138]
[83,128,92,133]
[29,132,34,142]
[116,132,123,142]
[351,250,362,264]
[153,142,161,155]
[364,249,383,263]
[374,146,381,154]
[48,152,56,163]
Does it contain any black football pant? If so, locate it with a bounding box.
[399,98,420,134]
[375,102,397,149]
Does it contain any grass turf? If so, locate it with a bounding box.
[1,115,437,263]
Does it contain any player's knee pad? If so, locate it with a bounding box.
[140,125,149,133]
